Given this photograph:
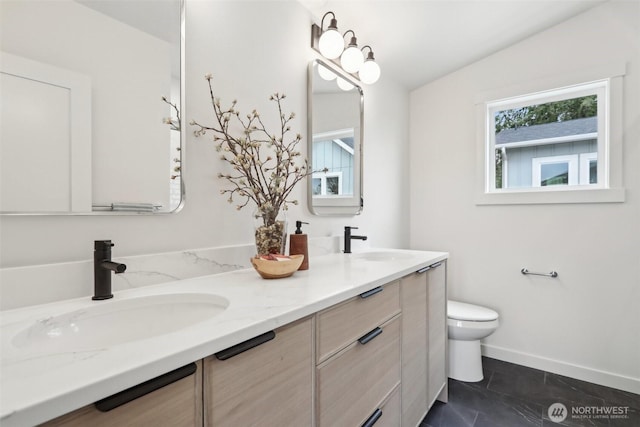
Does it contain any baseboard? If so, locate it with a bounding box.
[481,344,640,395]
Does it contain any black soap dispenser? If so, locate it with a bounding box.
[289,221,309,270]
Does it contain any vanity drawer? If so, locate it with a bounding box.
[316,280,400,362]
[362,386,401,427]
[41,361,202,427]
[316,315,401,427]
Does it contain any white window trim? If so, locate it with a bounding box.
[475,62,626,205]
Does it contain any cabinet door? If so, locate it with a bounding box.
[204,317,313,427]
[400,271,428,427]
[427,261,447,405]
[41,361,202,427]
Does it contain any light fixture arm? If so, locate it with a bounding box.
[343,30,358,47]
[361,45,375,60]
[321,11,338,32]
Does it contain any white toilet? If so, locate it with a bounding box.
[447,300,499,382]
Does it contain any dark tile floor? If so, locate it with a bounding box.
[421,357,640,427]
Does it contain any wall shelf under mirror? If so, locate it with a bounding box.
[0,0,185,215]
[307,59,363,216]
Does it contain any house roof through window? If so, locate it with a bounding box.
[495,116,597,145]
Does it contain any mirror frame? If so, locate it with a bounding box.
[307,58,363,216]
[0,0,185,216]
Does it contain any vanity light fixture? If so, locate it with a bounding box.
[311,11,380,85]
[358,46,381,84]
[340,30,364,73]
[317,12,344,59]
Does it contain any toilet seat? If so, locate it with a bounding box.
[448,300,498,321]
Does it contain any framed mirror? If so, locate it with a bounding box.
[0,0,184,215]
[307,59,363,216]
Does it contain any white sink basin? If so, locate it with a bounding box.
[12,293,229,352]
[353,251,414,261]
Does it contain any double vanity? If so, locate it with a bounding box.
[1,249,448,426]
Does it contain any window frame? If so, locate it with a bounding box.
[532,154,579,187]
[475,63,626,205]
[312,171,343,197]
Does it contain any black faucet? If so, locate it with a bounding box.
[344,226,368,254]
[93,240,126,300]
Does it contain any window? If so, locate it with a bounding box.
[531,152,597,187]
[476,64,625,205]
[312,171,343,196]
[532,154,578,187]
[488,81,605,191]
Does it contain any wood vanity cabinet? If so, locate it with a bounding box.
[37,258,448,427]
[401,271,428,427]
[401,261,447,427]
[203,317,313,427]
[427,261,447,405]
[316,281,402,426]
[41,361,202,427]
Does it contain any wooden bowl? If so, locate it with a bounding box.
[250,254,304,279]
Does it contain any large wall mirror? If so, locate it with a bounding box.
[0,0,184,215]
[308,59,363,216]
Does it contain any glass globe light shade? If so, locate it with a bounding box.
[340,46,364,73]
[318,29,344,59]
[336,77,354,91]
[359,60,381,84]
[318,64,337,81]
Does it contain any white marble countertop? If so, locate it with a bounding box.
[0,249,448,426]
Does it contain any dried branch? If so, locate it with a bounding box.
[191,74,314,223]
[161,96,181,131]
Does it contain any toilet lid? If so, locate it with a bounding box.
[448,300,499,321]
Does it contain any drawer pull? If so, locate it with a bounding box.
[215,330,276,360]
[362,408,383,427]
[417,261,443,274]
[359,286,383,298]
[94,362,197,412]
[358,327,383,345]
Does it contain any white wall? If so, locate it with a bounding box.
[410,1,640,393]
[0,1,409,268]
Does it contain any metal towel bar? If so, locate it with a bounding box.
[521,268,558,278]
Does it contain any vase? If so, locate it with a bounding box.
[253,208,287,255]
